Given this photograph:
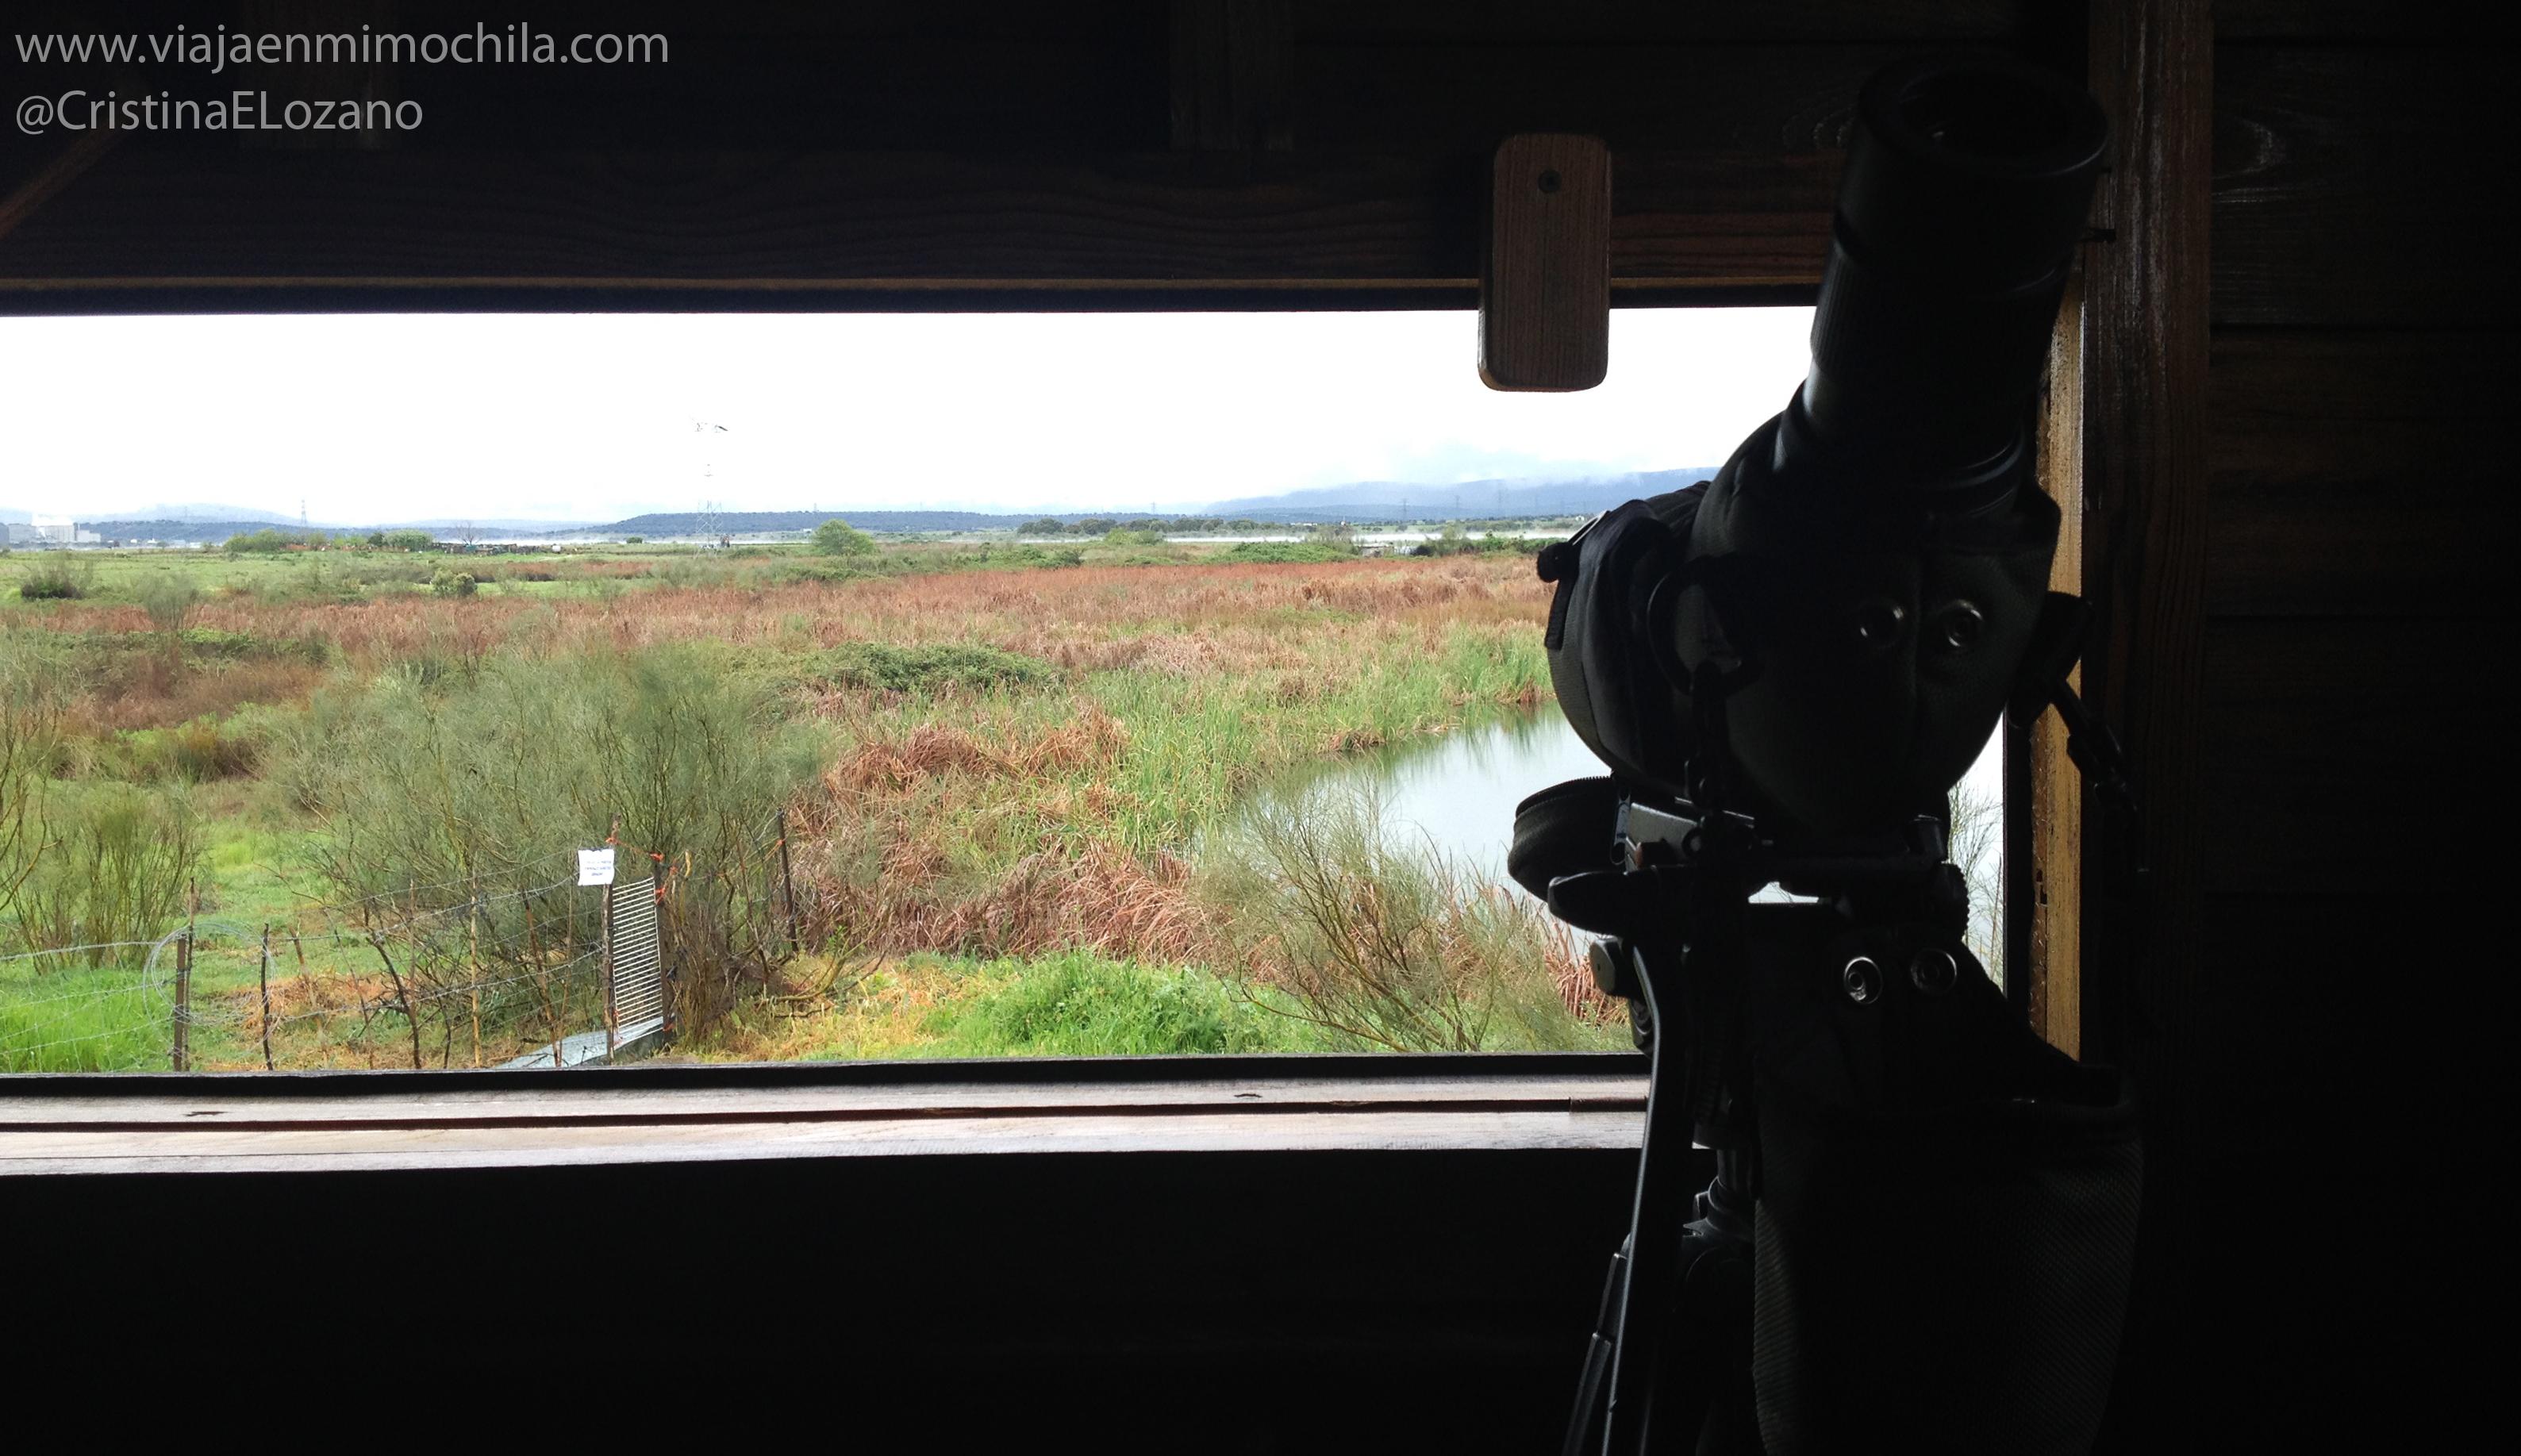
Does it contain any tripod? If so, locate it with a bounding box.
[1537,793,1964,1453]
[1522,608,2140,1456]
[1512,52,2146,1450]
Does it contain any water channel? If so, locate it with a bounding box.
[1224,704,2006,959]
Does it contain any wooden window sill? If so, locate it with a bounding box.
[0,1051,1647,1176]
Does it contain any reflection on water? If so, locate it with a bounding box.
[1228,705,2005,937]
[1230,706,1605,897]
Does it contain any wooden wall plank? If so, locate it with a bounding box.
[1172,0,1296,151]
[2213,46,2519,329]
[1290,1,2016,44]
[1611,149,1835,286]
[2196,618,2513,895]
[1295,42,1895,154]
[2208,331,2515,618]
[2216,0,2488,39]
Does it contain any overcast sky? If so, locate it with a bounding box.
[0,307,1813,523]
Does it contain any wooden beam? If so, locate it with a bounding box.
[2081,0,2212,1073]
[0,147,1831,310]
[1480,134,1609,391]
[1170,0,1294,151]
[2081,0,2213,1439]
[2027,275,2086,1058]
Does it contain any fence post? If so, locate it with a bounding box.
[258,924,274,1072]
[776,808,801,957]
[600,814,620,1060]
[171,929,192,1073]
[171,878,198,1072]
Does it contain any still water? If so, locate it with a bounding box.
[1227,705,2004,934]
[1245,707,1611,893]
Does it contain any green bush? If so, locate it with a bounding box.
[429,569,478,597]
[15,557,94,601]
[801,641,1055,695]
[1017,517,1067,536]
[812,519,878,558]
[136,572,202,636]
[4,782,203,962]
[266,646,821,1032]
[224,528,331,553]
[116,716,263,784]
[1201,788,1616,1053]
[1412,525,1543,559]
[972,545,1083,570]
[1224,540,1355,564]
[774,561,869,586]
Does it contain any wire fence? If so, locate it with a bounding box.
[0,813,802,1074]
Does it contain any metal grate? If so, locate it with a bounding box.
[608,878,665,1033]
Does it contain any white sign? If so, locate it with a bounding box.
[578,847,617,886]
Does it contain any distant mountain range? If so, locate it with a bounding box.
[36,471,1720,544]
[605,509,1034,536]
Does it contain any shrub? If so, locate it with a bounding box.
[118,716,262,783]
[136,572,202,636]
[1225,540,1355,564]
[224,528,331,553]
[1018,517,1067,536]
[812,518,878,557]
[774,561,868,586]
[4,782,204,962]
[1201,789,1612,1052]
[624,536,645,545]
[267,647,821,1034]
[429,569,478,597]
[801,642,1055,695]
[974,546,1083,570]
[16,557,94,601]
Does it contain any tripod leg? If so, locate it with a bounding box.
[1597,963,1706,1453]
[1562,1237,1631,1456]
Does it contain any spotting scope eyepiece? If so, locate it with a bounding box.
[1785,54,2109,490]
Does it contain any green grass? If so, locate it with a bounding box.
[921,952,1328,1056]
[0,958,168,1072]
[687,951,1336,1062]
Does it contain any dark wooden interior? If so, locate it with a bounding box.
[2,1,2503,1443]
